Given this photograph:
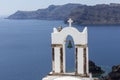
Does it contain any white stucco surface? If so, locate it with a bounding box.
[51,26,88,73]
[54,47,60,73]
[52,27,87,44]
[78,48,84,74]
[86,47,89,74]
[53,76,81,80]
[42,76,96,80]
[51,25,88,74]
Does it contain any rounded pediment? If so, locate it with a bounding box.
[60,27,81,34]
[52,19,87,44]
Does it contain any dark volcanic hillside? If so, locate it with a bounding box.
[8,3,82,20]
[68,4,120,24]
[8,3,120,24]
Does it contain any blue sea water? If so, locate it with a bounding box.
[0,19,120,80]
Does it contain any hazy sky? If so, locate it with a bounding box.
[0,0,120,16]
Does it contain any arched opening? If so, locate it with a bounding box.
[65,35,75,72]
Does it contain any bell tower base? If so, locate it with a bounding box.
[42,73,99,80]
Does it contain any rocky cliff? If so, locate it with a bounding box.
[7,3,120,24]
[89,60,104,77]
[100,65,120,80]
[8,4,82,20]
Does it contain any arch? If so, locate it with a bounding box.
[52,27,87,45]
[61,27,81,44]
[65,35,75,72]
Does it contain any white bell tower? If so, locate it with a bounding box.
[42,19,98,80]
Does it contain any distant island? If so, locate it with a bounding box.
[7,3,120,25]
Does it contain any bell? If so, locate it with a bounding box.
[67,40,73,48]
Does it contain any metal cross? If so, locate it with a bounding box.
[67,18,73,27]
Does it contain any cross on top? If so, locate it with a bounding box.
[67,18,73,27]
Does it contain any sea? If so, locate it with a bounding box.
[0,19,120,80]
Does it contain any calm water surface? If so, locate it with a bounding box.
[0,19,120,80]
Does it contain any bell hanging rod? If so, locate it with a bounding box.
[64,40,73,42]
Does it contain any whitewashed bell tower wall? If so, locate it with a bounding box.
[51,19,89,76]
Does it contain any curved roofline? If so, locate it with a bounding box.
[60,27,81,33]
